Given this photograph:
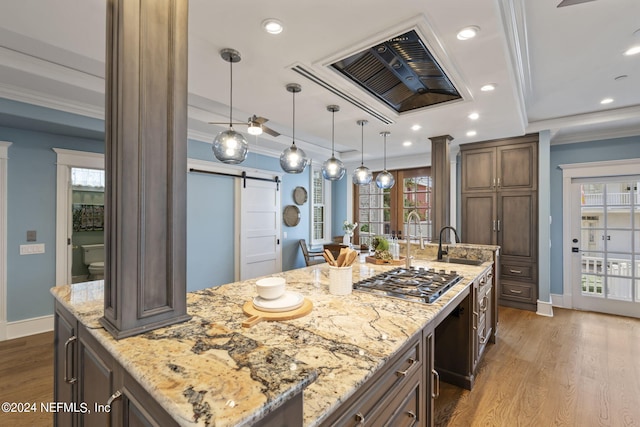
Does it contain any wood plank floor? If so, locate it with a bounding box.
[436,306,640,427]
[0,331,53,427]
[0,307,638,427]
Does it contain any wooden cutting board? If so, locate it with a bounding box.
[242,298,313,328]
[365,255,406,265]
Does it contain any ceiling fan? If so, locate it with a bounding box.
[557,0,597,7]
[209,115,280,137]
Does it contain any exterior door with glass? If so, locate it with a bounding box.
[570,177,639,318]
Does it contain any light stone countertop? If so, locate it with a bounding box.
[51,258,492,427]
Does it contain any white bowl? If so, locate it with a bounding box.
[255,277,286,300]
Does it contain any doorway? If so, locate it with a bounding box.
[54,149,104,286]
[565,165,640,318]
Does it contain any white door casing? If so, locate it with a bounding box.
[54,149,104,286]
[0,141,12,340]
[237,177,282,281]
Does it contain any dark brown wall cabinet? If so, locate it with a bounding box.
[460,135,539,311]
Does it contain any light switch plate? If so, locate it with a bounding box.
[27,230,37,242]
[20,243,45,255]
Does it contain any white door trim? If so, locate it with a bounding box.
[0,141,12,340]
[560,157,640,306]
[54,148,104,286]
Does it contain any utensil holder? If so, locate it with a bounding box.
[329,265,353,295]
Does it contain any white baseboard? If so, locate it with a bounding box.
[550,293,570,309]
[536,299,554,317]
[5,315,54,340]
[0,320,6,340]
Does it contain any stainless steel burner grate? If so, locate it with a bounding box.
[353,267,463,303]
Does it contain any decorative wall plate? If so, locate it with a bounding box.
[283,205,301,227]
[293,186,307,205]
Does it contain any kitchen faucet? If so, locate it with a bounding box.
[437,226,461,261]
[405,210,425,268]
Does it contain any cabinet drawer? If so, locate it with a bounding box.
[329,337,422,427]
[501,281,535,303]
[501,262,534,281]
[378,376,421,427]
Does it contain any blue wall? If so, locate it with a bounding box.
[549,136,640,295]
[1,125,320,322]
[4,127,104,321]
[332,177,348,238]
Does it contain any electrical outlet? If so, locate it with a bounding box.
[19,243,45,255]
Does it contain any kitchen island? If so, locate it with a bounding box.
[52,257,494,427]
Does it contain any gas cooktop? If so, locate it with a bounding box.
[353,267,463,304]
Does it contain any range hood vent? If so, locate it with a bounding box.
[330,30,461,114]
[291,65,394,125]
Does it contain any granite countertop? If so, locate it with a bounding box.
[51,258,491,427]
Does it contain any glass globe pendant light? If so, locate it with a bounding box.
[375,131,395,189]
[280,83,309,174]
[352,119,373,185]
[322,105,346,181]
[212,48,248,164]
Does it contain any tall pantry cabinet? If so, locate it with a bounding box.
[460,134,539,311]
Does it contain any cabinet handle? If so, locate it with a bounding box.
[432,369,440,399]
[497,177,501,188]
[509,269,522,274]
[480,331,489,345]
[407,410,417,419]
[509,289,523,294]
[479,295,488,312]
[64,336,77,384]
[492,178,496,189]
[355,412,365,425]
[497,220,501,232]
[107,390,122,406]
[396,358,416,377]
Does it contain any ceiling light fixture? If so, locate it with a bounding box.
[624,45,640,56]
[212,48,248,164]
[262,18,283,34]
[280,83,309,174]
[403,141,412,147]
[480,83,496,92]
[376,132,395,190]
[600,98,614,105]
[322,105,346,181]
[411,124,421,131]
[352,120,373,186]
[466,130,477,137]
[247,119,263,135]
[457,26,480,40]
[468,112,479,120]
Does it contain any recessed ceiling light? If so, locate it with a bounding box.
[480,83,496,92]
[403,141,412,147]
[411,124,421,131]
[457,26,480,41]
[600,98,614,105]
[468,112,479,120]
[262,19,283,34]
[466,130,477,137]
[624,45,640,56]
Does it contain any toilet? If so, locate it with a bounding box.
[81,243,105,280]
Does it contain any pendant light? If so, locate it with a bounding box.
[375,131,395,189]
[352,120,373,185]
[280,83,309,174]
[322,105,346,181]
[212,48,248,164]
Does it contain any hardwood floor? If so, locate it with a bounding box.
[0,307,638,427]
[0,331,53,427]
[436,306,640,427]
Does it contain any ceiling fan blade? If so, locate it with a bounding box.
[253,116,269,125]
[261,126,280,137]
[557,0,597,7]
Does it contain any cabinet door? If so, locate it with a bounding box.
[497,191,537,262]
[461,147,496,193]
[497,143,537,191]
[461,193,497,245]
[425,328,435,427]
[78,328,115,427]
[54,304,77,427]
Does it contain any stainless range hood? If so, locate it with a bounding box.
[331,29,461,114]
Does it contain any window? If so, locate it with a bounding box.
[311,164,331,245]
[354,167,431,247]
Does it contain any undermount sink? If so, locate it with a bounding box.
[433,257,484,266]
